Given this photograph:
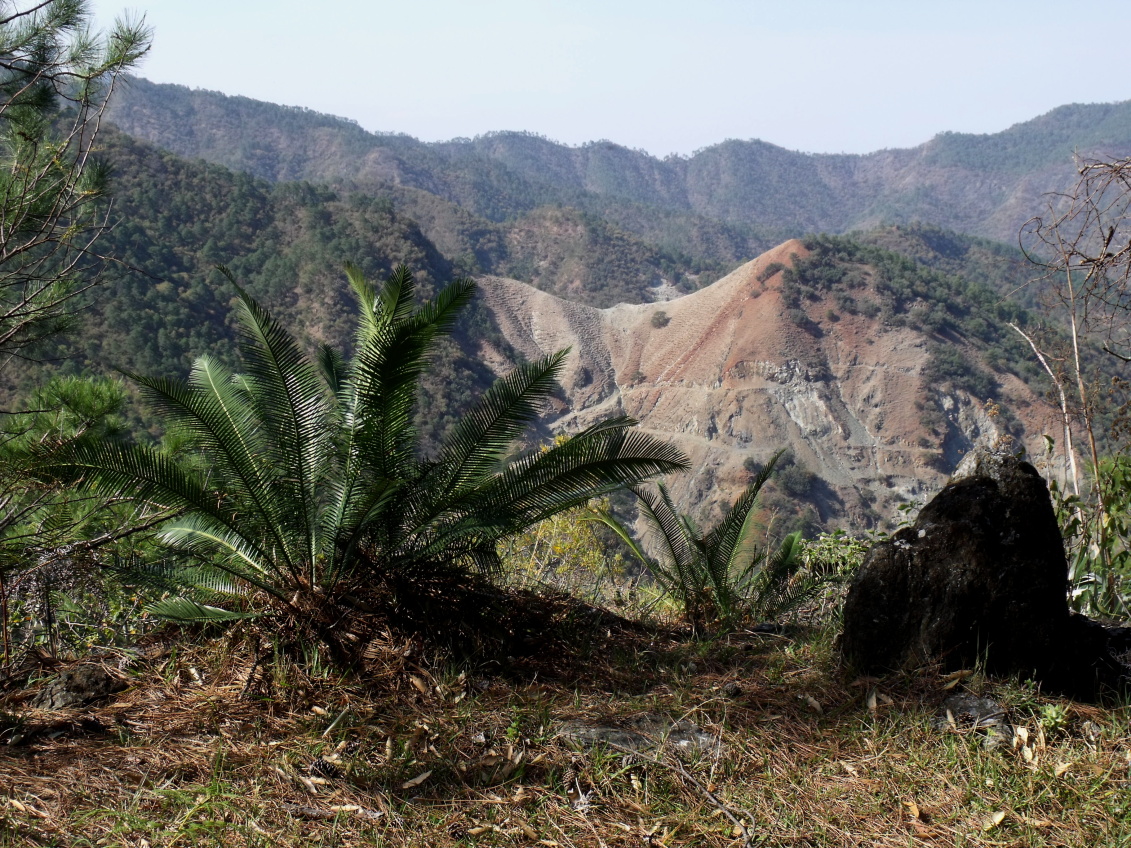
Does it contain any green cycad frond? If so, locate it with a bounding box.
[133,359,302,579]
[430,350,568,503]
[350,274,476,480]
[376,264,418,325]
[145,598,261,623]
[51,439,215,517]
[131,364,261,505]
[479,418,688,529]
[743,531,817,622]
[595,450,799,633]
[316,343,348,395]
[157,513,289,599]
[324,269,476,556]
[630,483,697,597]
[119,559,244,599]
[323,476,402,585]
[227,280,335,572]
[344,263,379,339]
[706,449,784,580]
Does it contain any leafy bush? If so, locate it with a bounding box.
[774,450,816,497]
[1051,452,1131,619]
[756,261,785,283]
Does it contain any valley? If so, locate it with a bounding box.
[16,79,1128,531]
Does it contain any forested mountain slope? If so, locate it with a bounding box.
[12,131,733,441]
[11,124,1078,530]
[108,77,1131,245]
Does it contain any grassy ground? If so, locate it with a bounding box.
[1,619,1130,848]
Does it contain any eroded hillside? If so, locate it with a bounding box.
[477,241,1065,529]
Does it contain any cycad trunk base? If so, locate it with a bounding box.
[53,265,687,665]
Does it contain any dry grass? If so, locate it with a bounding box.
[1,620,1129,847]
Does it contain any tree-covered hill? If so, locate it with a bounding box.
[9,120,1104,500]
[107,77,1131,245]
[12,130,742,441]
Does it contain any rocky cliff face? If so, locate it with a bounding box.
[476,241,1065,528]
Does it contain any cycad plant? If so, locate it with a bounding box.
[54,265,687,661]
[589,451,814,635]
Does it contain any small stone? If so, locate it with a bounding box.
[30,664,126,710]
[930,692,1013,749]
[558,714,719,754]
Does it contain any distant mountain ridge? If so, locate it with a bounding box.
[108,77,1131,245]
[5,121,1083,531]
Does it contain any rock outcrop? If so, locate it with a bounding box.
[840,445,1129,700]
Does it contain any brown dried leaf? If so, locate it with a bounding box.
[982,810,1007,831]
[942,669,974,689]
[400,770,432,790]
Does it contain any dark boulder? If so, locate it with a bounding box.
[841,445,1129,700]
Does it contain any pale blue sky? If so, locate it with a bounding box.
[89,0,1131,157]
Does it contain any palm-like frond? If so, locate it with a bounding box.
[705,449,784,581]
[349,272,475,481]
[429,350,568,504]
[475,418,688,529]
[131,360,301,579]
[597,450,803,634]
[46,263,687,648]
[742,531,819,622]
[145,598,261,622]
[631,483,698,598]
[225,274,334,578]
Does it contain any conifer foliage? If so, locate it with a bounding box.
[0,0,151,364]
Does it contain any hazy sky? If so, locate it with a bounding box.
[89,0,1131,158]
